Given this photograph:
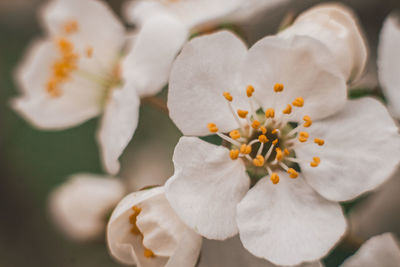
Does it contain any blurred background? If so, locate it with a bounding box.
[1,0,400,266]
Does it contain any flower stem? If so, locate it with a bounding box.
[141,96,169,114]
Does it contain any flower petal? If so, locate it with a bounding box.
[122,14,188,98]
[242,35,346,121]
[237,173,346,266]
[296,97,400,202]
[165,136,250,240]
[378,13,400,119]
[168,31,250,136]
[97,83,140,175]
[49,173,125,241]
[341,233,400,267]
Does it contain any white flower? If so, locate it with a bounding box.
[107,186,202,267]
[378,13,400,119]
[12,0,187,175]
[164,7,400,266]
[49,173,125,241]
[340,233,400,267]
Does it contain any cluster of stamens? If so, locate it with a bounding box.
[207,83,324,184]
[129,205,156,258]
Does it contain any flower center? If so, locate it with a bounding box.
[129,205,156,259]
[207,84,324,185]
[45,20,121,99]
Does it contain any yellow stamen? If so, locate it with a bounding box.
[270,173,280,184]
[63,20,78,34]
[275,148,283,161]
[252,120,260,129]
[223,92,233,102]
[274,83,284,92]
[314,138,325,146]
[260,126,267,135]
[283,104,292,114]
[144,249,155,258]
[284,148,290,156]
[246,85,255,97]
[240,144,252,154]
[258,135,268,143]
[293,97,304,107]
[272,139,278,145]
[265,108,275,118]
[86,46,93,58]
[253,155,264,167]
[229,130,241,140]
[303,115,312,127]
[129,206,142,235]
[230,149,239,160]
[207,123,218,133]
[287,168,298,179]
[298,132,309,143]
[46,79,61,98]
[310,157,320,167]
[237,109,248,118]
[57,38,74,54]
[271,129,278,135]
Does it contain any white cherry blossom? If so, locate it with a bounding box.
[164,7,400,266]
[107,186,202,267]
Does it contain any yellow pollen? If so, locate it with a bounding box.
[271,129,278,135]
[57,38,74,54]
[284,148,290,156]
[293,97,304,107]
[258,135,268,143]
[274,83,284,92]
[144,249,155,258]
[287,168,298,179]
[303,115,312,127]
[223,92,233,102]
[237,109,249,118]
[129,206,142,235]
[310,157,321,167]
[298,131,309,143]
[314,138,325,146]
[86,46,94,58]
[229,130,241,140]
[253,155,265,167]
[63,20,79,34]
[246,85,255,97]
[283,104,292,114]
[240,144,252,154]
[270,173,280,184]
[272,139,278,145]
[46,79,62,98]
[230,149,239,160]
[252,120,260,129]
[207,123,218,133]
[260,126,267,135]
[265,108,275,118]
[275,148,283,161]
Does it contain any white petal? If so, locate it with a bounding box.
[279,3,367,82]
[341,233,400,267]
[243,35,346,121]
[49,174,125,241]
[41,0,125,66]
[168,31,250,136]
[237,173,346,266]
[228,0,289,23]
[378,14,400,119]
[122,14,188,98]
[296,97,400,202]
[97,83,140,175]
[165,136,250,240]
[12,40,105,130]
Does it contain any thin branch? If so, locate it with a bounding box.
[141,96,169,114]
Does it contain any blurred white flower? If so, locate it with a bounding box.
[107,186,202,267]
[12,0,187,175]
[340,233,400,267]
[378,12,400,119]
[49,173,125,241]
[164,7,400,266]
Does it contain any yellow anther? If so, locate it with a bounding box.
[240,144,252,154]
[57,38,74,54]
[314,138,325,146]
[271,129,278,135]
[144,248,155,258]
[284,148,290,156]
[270,173,280,184]
[230,149,239,160]
[253,155,265,167]
[260,126,267,135]
[283,104,292,114]
[258,135,268,143]
[223,92,233,102]
[129,206,142,235]
[237,109,249,118]
[246,85,255,97]
[287,168,298,179]
[229,130,241,140]
[274,83,284,92]
[265,108,275,118]
[310,157,321,167]
[86,46,93,58]
[303,115,312,127]
[46,79,61,98]
[132,205,142,215]
[275,148,283,161]
[207,123,219,133]
[272,139,278,145]
[293,97,304,107]
[252,120,260,129]
[63,20,78,34]
[298,131,309,143]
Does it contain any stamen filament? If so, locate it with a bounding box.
[216,132,241,147]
